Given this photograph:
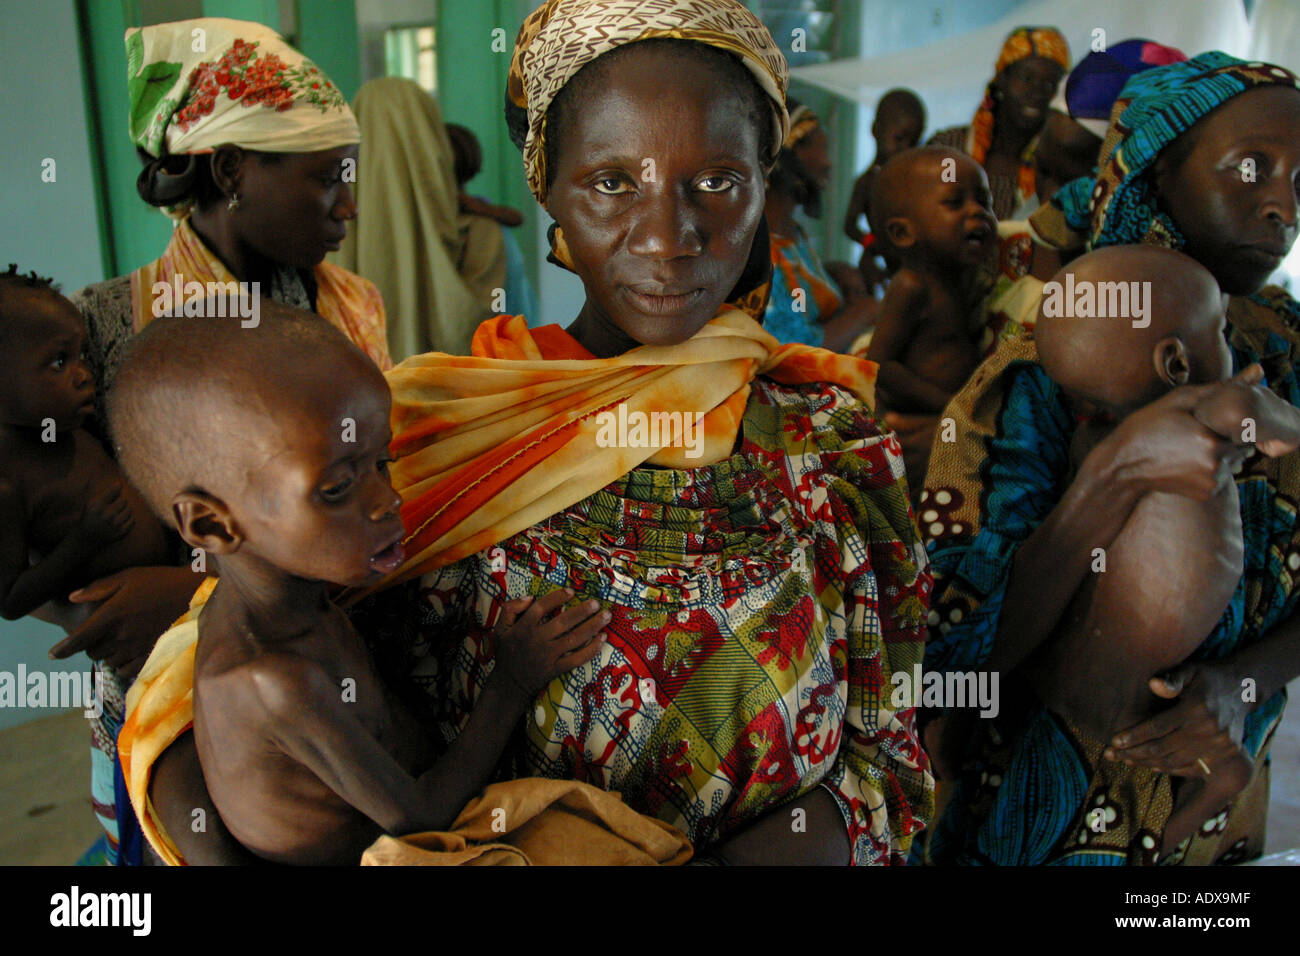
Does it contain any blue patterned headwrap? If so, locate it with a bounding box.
[1041,52,1300,252]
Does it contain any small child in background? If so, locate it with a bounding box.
[446,122,540,323]
[109,304,611,865]
[0,266,170,635]
[865,146,995,425]
[447,123,525,228]
[843,89,926,292]
[1023,245,1300,856]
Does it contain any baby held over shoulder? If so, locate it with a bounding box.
[1024,246,1300,852]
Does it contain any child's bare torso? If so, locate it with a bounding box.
[2,427,170,628]
[1022,423,1243,742]
[194,600,433,865]
[899,271,982,397]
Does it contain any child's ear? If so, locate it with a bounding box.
[885,216,916,249]
[1154,336,1191,387]
[172,490,242,556]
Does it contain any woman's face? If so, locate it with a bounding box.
[996,56,1064,136]
[234,145,359,270]
[546,44,767,356]
[1154,86,1300,296]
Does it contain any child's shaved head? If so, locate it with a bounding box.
[875,88,924,126]
[1036,245,1229,414]
[871,145,958,229]
[108,302,387,525]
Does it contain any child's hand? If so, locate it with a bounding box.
[493,588,609,698]
[78,480,135,546]
[1192,364,1300,458]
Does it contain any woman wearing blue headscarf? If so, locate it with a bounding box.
[918,53,1300,865]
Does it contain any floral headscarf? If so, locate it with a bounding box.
[126,18,359,159]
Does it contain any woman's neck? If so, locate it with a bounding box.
[188,208,277,288]
[765,190,799,237]
[565,300,641,358]
[989,106,1033,160]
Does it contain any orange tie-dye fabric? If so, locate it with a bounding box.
[362,311,878,595]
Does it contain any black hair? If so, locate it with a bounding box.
[136,147,283,211]
[875,88,925,127]
[0,265,62,344]
[446,123,483,187]
[511,38,775,193]
[0,263,56,293]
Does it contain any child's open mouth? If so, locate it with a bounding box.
[964,223,993,251]
[369,537,405,574]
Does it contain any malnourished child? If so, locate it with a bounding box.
[109,304,610,864]
[1025,245,1300,852]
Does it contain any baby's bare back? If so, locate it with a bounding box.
[8,429,170,629]
[1023,485,1242,742]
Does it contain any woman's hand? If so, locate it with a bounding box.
[1104,659,1253,779]
[1102,366,1281,501]
[50,566,207,681]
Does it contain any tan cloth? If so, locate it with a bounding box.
[331,77,494,359]
[361,778,693,866]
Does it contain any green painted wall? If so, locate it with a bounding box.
[437,0,536,293]
[296,0,362,100]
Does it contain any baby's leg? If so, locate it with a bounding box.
[1022,489,1242,742]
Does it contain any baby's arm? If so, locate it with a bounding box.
[843,170,873,244]
[258,590,608,838]
[866,272,952,413]
[0,478,134,620]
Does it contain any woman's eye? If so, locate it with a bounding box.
[320,479,352,501]
[593,177,631,195]
[49,353,66,370]
[697,176,734,193]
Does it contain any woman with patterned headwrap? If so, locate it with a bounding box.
[125,0,932,866]
[917,52,1300,865]
[62,18,389,864]
[763,101,875,350]
[929,26,1070,220]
